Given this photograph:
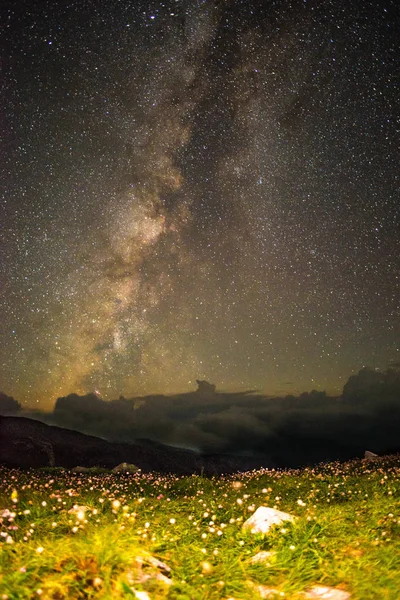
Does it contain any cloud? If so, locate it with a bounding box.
[15,368,400,467]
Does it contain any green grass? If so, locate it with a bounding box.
[0,455,399,599]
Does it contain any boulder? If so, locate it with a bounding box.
[364,450,378,461]
[112,462,139,473]
[71,466,93,473]
[243,506,296,534]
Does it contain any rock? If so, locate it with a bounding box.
[247,581,281,598]
[304,585,351,599]
[125,553,173,593]
[144,556,171,575]
[249,550,276,564]
[112,462,139,473]
[247,583,351,599]
[243,506,296,534]
[135,555,171,576]
[364,450,378,461]
[132,591,151,600]
[71,466,92,473]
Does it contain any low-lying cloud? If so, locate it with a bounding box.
[7,366,399,467]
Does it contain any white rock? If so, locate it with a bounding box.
[133,591,151,600]
[304,585,351,599]
[249,583,281,598]
[243,506,296,534]
[249,550,276,564]
[155,572,173,585]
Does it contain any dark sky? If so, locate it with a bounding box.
[1,0,399,408]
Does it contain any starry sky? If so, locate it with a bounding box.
[1,0,399,409]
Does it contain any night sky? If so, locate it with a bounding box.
[2,0,399,409]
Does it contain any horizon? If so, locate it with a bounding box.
[3,366,400,460]
[0,365,380,410]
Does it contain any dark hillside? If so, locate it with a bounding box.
[0,416,267,474]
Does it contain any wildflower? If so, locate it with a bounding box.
[169,518,176,524]
[36,546,44,553]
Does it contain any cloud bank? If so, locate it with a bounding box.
[12,367,400,467]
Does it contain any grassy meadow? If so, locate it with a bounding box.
[0,455,399,599]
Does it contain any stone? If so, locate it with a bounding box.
[364,450,378,461]
[126,553,174,591]
[112,462,139,473]
[71,466,92,473]
[247,581,281,598]
[144,556,171,574]
[304,585,351,599]
[249,550,276,564]
[132,591,151,600]
[243,506,296,534]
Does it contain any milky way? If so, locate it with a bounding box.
[2,0,399,407]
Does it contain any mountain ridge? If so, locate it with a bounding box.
[0,416,268,475]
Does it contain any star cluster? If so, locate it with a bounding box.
[1,0,399,407]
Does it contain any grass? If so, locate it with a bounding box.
[0,455,399,599]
